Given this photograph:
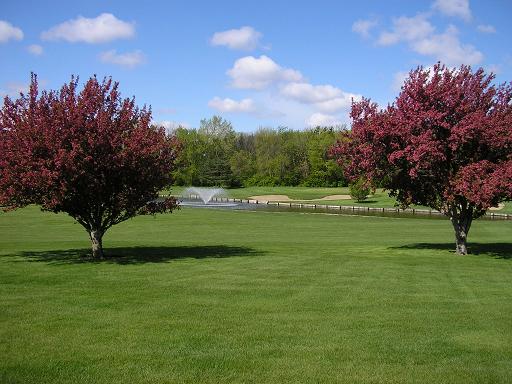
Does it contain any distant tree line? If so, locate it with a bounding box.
[171,116,347,188]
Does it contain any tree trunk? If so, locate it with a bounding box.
[90,230,104,259]
[450,214,472,255]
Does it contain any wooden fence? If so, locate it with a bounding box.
[184,195,512,220]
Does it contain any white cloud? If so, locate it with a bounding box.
[412,25,483,66]
[377,15,434,46]
[352,19,378,38]
[27,44,43,55]
[207,96,283,118]
[0,20,23,43]
[375,11,483,66]
[100,50,145,68]
[432,0,471,21]
[210,26,262,50]
[280,82,361,113]
[218,57,359,127]
[280,82,341,103]
[208,97,256,113]
[306,113,343,127]
[41,13,135,43]
[477,24,496,34]
[315,96,359,113]
[392,71,409,92]
[225,56,359,115]
[227,55,303,90]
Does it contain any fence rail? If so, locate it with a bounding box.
[183,195,512,220]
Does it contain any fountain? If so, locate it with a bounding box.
[181,187,239,207]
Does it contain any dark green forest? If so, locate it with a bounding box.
[169,116,347,187]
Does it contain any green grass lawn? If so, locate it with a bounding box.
[1,206,512,383]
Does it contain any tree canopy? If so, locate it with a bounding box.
[172,122,346,188]
[331,63,512,254]
[0,74,180,259]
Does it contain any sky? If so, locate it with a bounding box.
[1,0,511,132]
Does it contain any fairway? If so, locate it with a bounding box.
[1,207,512,383]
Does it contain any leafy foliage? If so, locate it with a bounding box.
[172,122,347,187]
[349,177,370,202]
[331,63,512,254]
[0,74,180,258]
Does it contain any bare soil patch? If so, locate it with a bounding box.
[489,203,505,211]
[318,195,352,201]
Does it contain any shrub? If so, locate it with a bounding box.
[349,177,370,202]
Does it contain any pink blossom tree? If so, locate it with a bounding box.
[331,64,512,254]
[0,75,180,259]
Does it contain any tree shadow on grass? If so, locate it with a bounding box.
[390,242,512,259]
[15,245,265,265]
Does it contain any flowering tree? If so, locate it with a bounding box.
[331,64,512,254]
[0,75,180,259]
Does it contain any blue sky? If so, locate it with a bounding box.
[1,0,511,131]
